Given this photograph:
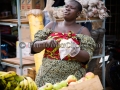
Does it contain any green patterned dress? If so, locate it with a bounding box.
[31,28,96,87]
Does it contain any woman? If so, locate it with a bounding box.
[31,0,96,87]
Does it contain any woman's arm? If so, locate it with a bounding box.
[45,21,55,29]
[32,39,58,53]
[74,34,96,63]
[31,40,47,53]
[81,27,91,36]
[74,50,90,63]
[31,21,57,54]
[74,27,92,62]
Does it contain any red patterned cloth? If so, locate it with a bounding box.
[44,31,80,60]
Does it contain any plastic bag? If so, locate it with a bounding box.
[59,38,80,60]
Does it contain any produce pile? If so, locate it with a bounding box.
[0,71,37,90]
[38,72,95,90]
[52,0,109,19]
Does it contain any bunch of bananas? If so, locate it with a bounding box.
[0,71,38,90]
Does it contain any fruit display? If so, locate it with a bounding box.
[38,81,68,90]
[0,71,38,90]
[38,72,95,90]
[77,72,95,83]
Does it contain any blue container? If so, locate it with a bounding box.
[43,11,51,26]
[1,44,8,59]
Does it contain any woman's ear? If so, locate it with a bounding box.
[76,12,80,18]
[77,12,81,17]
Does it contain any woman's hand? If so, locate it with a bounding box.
[32,39,58,53]
[33,39,58,48]
[46,39,58,48]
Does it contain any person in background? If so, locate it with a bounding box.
[31,0,96,87]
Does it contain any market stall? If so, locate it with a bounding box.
[0,0,108,89]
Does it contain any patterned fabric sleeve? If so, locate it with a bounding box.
[34,28,52,41]
[76,34,96,61]
[31,28,52,54]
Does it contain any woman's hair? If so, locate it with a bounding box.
[73,0,82,12]
[65,0,82,12]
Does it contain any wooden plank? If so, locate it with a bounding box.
[0,17,100,24]
[22,56,34,61]
[1,58,35,66]
[0,19,17,23]
[61,75,103,90]
[11,19,29,24]
[0,19,29,24]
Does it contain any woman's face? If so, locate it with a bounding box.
[64,1,80,20]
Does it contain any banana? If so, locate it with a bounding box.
[5,76,15,81]
[14,84,22,90]
[4,82,11,90]
[10,86,15,90]
[0,71,16,79]
[19,80,25,89]
[10,80,18,89]
[1,79,6,86]
[26,77,38,90]
[32,80,38,90]
[26,80,29,90]
[31,80,35,90]
[14,86,19,90]
[0,71,7,75]
[26,77,33,90]
[0,79,6,90]
[23,78,28,90]
[14,75,24,83]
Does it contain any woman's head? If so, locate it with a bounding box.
[64,0,82,21]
